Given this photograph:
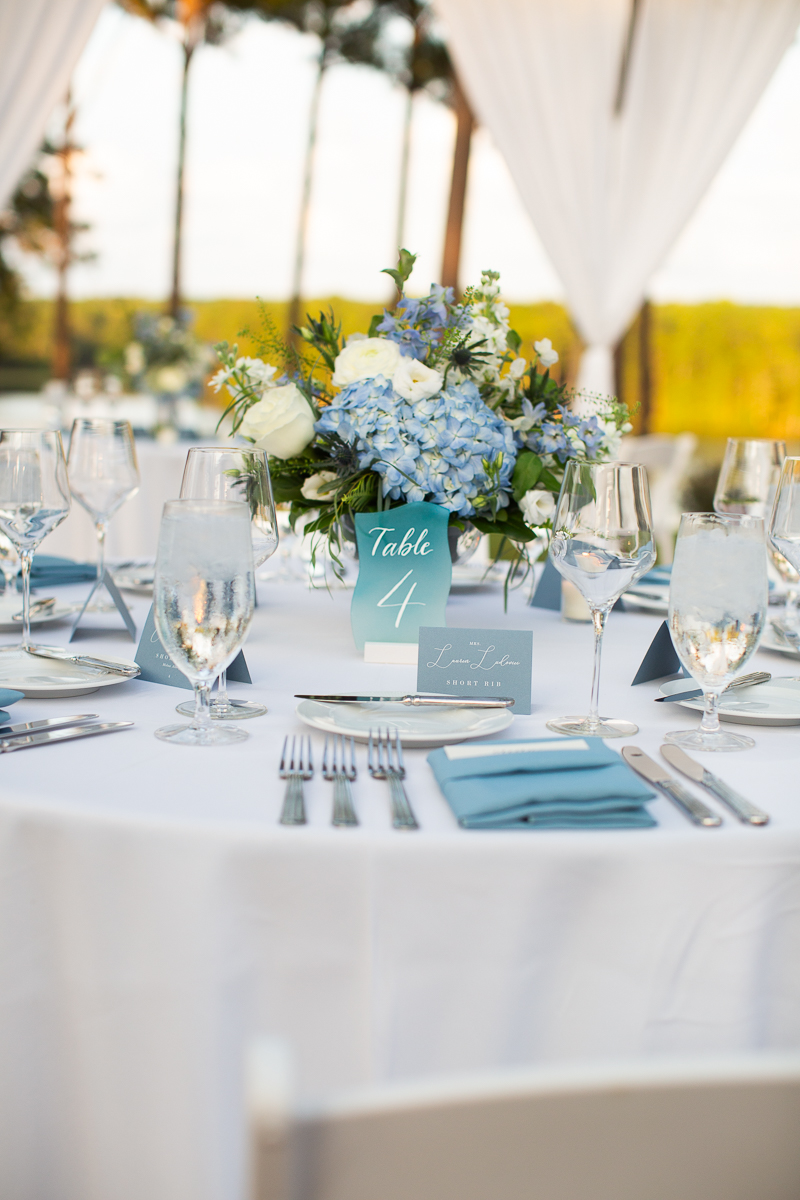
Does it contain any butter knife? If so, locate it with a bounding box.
[0,721,133,752]
[26,645,140,678]
[660,744,769,825]
[621,746,722,826]
[654,671,771,703]
[0,713,100,739]
[295,693,515,707]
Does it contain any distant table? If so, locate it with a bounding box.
[0,580,798,1200]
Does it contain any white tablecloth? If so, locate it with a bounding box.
[1,580,799,1200]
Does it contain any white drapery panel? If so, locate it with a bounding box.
[0,0,106,211]
[433,0,800,395]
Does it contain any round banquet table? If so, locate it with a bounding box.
[0,577,799,1200]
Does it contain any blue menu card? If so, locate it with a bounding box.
[417,625,533,714]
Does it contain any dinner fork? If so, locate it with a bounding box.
[278,735,313,825]
[368,727,418,830]
[322,735,358,827]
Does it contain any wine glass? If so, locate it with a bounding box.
[176,447,278,719]
[0,431,71,650]
[153,499,255,746]
[0,531,19,614]
[667,512,767,752]
[67,418,140,596]
[547,461,656,738]
[713,438,785,517]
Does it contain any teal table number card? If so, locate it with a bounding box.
[417,626,533,714]
[351,501,451,651]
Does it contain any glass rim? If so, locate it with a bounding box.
[561,459,648,472]
[70,417,134,432]
[185,445,265,455]
[679,510,764,527]
[0,428,63,438]
[162,498,250,517]
[724,437,786,446]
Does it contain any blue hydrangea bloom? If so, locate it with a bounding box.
[316,376,517,517]
[519,404,606,464]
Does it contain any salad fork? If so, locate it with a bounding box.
[368,727,418,830]
[322,735,358,827]
[278,735,313,825]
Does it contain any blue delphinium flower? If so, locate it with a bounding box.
[377,284,471,362]
[316,376,516,516]
[520,404,606,464]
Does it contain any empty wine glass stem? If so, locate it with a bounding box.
[587,607,608,732]
[95,521,107,583]
[19,549,32,651]
[700,690,721,735]
[193,681,213,730]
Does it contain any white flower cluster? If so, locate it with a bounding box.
[211,357,316,459]
[332,337,443,402]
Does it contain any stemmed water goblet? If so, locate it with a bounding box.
[67,418,140,603]
[176,446,278,719]
[154,499,256,746]
[713,437,795,623]
[666,512,767,752]
[547,461,656,738]
[0,531,19,616]
[0,430,71,651]
[767,457,800,639]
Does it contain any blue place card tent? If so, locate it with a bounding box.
[134,605,251,689]
[350,501,452,651]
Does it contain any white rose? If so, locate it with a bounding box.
[392,356,443,402]
[534,338,559,369]
[240,383,316,459]
[154,366,187,394]
[301,470,338,502]
[520,487,556,528]
[332,337,400,387]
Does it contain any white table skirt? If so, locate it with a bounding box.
[0,580,799,1200]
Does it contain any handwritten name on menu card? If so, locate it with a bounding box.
[416,626,533,715]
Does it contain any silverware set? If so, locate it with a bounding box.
[622,745,769,827]
[0,713,133,752]
[278,728,420,830]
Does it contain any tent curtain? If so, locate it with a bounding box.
[0,0,106,211]
[433,0,800,395]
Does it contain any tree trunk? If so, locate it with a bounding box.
[639,298,653,432]
[395,86,413,255]
[440,75,474,293]
[287,51,327,342]
[169,40,194,320]
[52,99,75,382]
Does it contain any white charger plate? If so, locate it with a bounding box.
[450,564,504,592]
[296,698,514,747]
[658,675,800,725]
[759,628,800,659]
[0,646,140,698]
[0,602,78,633]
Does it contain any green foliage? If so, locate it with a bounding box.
[381,248,417,292]
[511,451,543,502]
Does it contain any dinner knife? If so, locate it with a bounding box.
[295,693,515,707]
[0,713,100,739]
[654,671,771,703]
[0,721,133,753]
[26,645,140,678]
[621,746,722,826]
[660,744,769,825]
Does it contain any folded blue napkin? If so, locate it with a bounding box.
[427,737,657,829]
[638,565,671,586]
[8,555,97,591]
[0,688,24,725]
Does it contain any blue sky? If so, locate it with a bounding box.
[16,6,800,304]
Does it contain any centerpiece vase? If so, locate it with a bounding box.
[350,501,452,651]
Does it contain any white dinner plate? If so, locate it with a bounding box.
[296,698,514,747]
[658,675,800,725]
[113,565,154,594]
[759,628,800,660]
[0,603,78,633]
[0,646,140,698]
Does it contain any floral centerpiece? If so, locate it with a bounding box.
[211,251,631,571]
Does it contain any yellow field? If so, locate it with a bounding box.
[4,296,800,439]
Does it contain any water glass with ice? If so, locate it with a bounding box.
[153,499,255,746]
[667,512,767,752]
